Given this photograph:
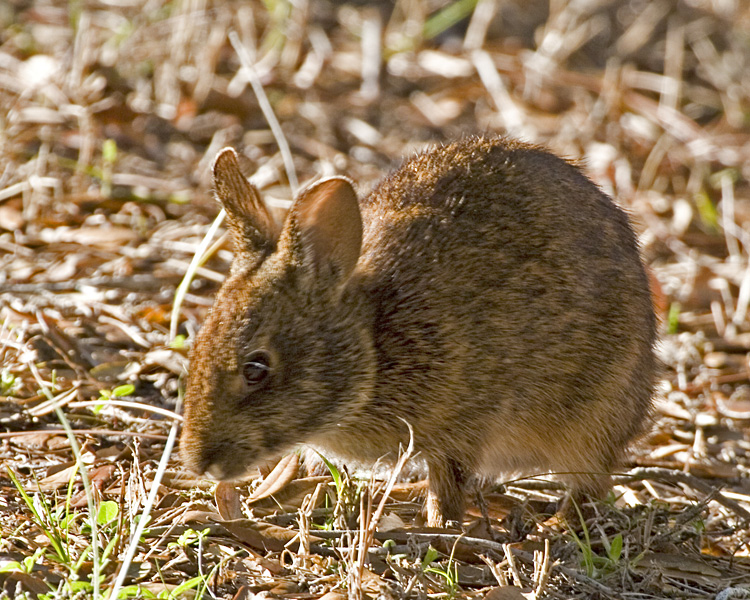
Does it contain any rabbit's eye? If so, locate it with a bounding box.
[243,351,271,388]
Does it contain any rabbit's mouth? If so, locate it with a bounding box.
[181,441,257,482]
[202,460,244,482]
[182,439,289,483]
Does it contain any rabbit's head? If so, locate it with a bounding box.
[180,149,374,481]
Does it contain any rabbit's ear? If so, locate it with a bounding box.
[284,177,362,281]
[212,148,280,266]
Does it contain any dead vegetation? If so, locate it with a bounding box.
[1,0,750,598]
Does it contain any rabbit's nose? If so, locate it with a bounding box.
[195,444,251,481]
[181,438,240,480]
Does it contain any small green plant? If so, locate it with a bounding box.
[34,369,59,397]
[107,584,158,599]
[386,0,480,54]
[315,451,366,530]
[317,452,343,498]
[162,528,219,600]
[423,0,479,40]
[162,574,211,599]
[0,547,45,575]
[0,368,19,395]
[667,302,681,335]
[568,500,624,578]
[97,500,119,526]
[568,500,597,577]
[94,383,136,413]
[421,545,440,570]
[168,527,211,551]
[606,533,624,564]
[55,138,120,196]
[169,334,187,350]
[422,544,460,599]
[6,463,133,598]
[693,516,706,533]
[101,138,118,196]
[7,467,72,568]
[259,0,292,56]
[79,500,121,576]
[708,167,739,189]
[693,189,719,232]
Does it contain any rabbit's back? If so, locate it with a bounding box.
[349,137,655,485]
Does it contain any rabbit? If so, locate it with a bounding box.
[180,136,657,527]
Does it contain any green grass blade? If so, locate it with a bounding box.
[424,0,479,40]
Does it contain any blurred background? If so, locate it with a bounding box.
[1,0,750,597]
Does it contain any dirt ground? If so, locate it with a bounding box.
[1,0,750,598]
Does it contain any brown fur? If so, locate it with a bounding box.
[180,137,657,527]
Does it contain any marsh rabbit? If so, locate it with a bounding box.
[180,137,656,526]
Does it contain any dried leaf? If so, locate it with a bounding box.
[248,476,331,510]
[248,453,299,503]
[37,465,78,492]
[716,387,750,419]
[9,433,66,450]
[0,205,24,231]
[231,586,253,600]
[484,587,532,600]
[216,482,243,520]
[317,593,347,600]
[40,226,139,248]
[220,519,303,553]
[376,512,405,532]
[70,465,117,507]
[636,552,722,578]
[1,572,52,596]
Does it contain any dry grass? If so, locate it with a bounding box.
[1,0,750,598]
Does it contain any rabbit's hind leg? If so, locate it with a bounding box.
[425,456,471,528]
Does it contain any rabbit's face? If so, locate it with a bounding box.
[180,148,366,481]
[180,254,374,482]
